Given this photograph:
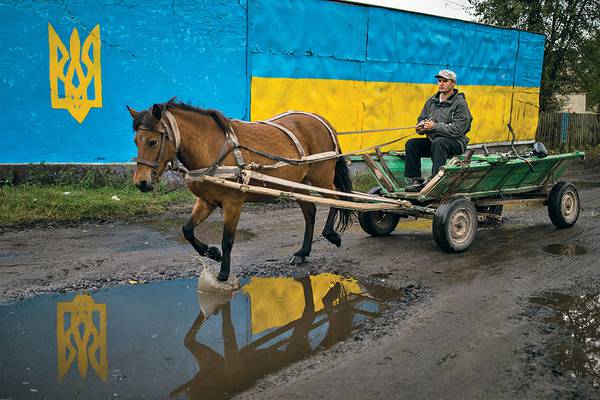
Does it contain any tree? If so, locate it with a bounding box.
[573,31,600,112]
[467,0,600,112]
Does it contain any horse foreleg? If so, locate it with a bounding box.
[322,208,342,247]
[217,201,243,282]
[291,200,316,265]
[182,197,221,261]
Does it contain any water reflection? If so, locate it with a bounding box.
[0,274,399,399]
[543,244,588,256]
[531,292,600,383]
[56,294,108,381]
[172,274,397,399]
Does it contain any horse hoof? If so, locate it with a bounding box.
[324,232,342,247]
[290,255,305,265]
[217,272,229,282]
[207,246,222,261]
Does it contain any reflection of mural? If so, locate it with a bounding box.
[243,273,362,334]
[48,23,102,123]
[56,294,107,381]
[171,275,391,399]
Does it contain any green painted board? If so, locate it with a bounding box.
[361,151,585,200]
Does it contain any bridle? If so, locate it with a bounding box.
[133,110,181,182]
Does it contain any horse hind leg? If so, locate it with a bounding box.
[307,160,353,248]
[323,208,342,247]
[182,197,221,261]
[290,200,316,265]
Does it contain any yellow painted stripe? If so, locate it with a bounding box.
[251,77,539,152]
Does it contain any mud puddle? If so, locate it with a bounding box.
[0,273,401,400]
[543,243,588,256]
[530,291,600,384]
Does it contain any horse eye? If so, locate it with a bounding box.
[148,139,158,147]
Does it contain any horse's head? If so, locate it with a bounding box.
[128,104,177,192]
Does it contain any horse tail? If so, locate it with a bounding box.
[333,156,354,232]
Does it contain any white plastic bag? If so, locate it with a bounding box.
[197,265,240,294]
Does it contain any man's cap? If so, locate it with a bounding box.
[435,69,457,82]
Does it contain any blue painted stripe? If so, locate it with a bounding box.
[249,0,544,88]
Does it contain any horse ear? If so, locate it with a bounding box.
[151,104,164,120]
[126,105,138,119]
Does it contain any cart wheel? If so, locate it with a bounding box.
[548,181,580,229]
[433,198,478,253]
[358,187,401,236]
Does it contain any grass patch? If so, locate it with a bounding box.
[0,170,393,227]
[352,172,380,193]
[0,183,194,227]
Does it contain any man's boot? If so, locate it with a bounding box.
[404,178,425,192]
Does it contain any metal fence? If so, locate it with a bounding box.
[536,112,600,149]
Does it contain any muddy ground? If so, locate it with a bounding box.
[1,158,600,399]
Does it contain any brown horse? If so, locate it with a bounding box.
[128,100,353,281]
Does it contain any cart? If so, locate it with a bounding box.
[356,150,585,252]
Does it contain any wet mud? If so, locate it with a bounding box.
[517,288,600,399]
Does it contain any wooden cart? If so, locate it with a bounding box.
[357,150,586,252]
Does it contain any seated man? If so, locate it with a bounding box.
[404,69,473,192]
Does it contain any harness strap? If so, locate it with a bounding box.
[225,126,246,168]
[161,110,181,170]
[162,111,181,151]
[269,110,339,153]
[256,120,305,157]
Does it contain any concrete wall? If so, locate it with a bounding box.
[0,0,544,163]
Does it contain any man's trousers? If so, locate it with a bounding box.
[404,136,464,179]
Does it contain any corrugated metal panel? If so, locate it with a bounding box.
[249,0,545,150]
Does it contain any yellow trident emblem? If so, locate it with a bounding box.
[48,23,102,123]
[56,294,108,381]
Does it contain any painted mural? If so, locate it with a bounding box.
[0,0,544,163]
[48,23,102,123]
[0,0,246,163]
[249,0,545,153]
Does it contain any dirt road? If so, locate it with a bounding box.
[1,161,599,399]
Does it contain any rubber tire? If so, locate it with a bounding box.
[358,187,401,236]
[433,198,478,253]
[548,181,580,229]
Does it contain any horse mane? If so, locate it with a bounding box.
[132,99,232,134]
[166,100,232,134]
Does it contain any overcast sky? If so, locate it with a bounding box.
[346,0,475,21]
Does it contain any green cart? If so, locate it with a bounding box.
[357,150,585,252]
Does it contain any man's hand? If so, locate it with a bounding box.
[416,121,426,134]
[421,119,436,131]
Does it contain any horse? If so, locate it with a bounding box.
[127,100,353,282]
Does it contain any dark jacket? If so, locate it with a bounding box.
[417,89,472,150]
